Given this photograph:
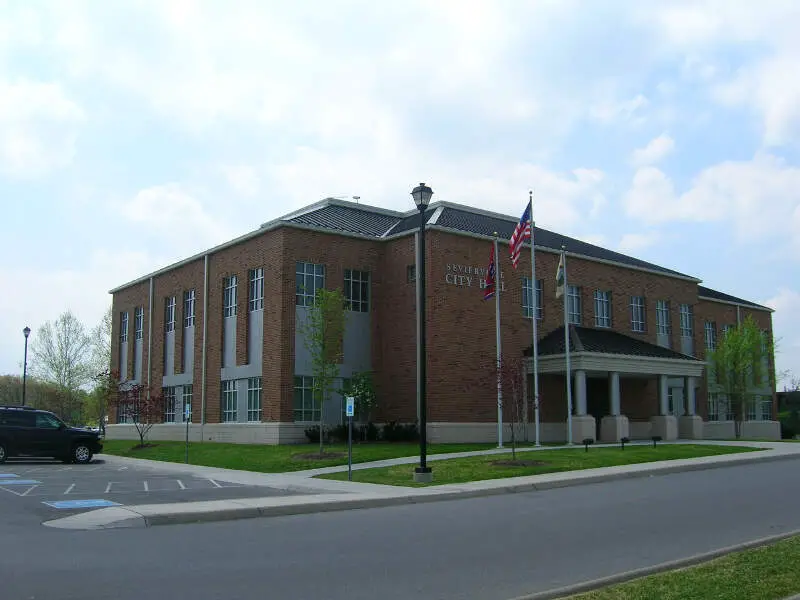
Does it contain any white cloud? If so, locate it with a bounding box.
[220,165,260,197]
[618,232,661,254]
[589,93,649,124]
[630,133,675,167]
[762,288,800,386]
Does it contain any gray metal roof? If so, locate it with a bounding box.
[697,286,773,311]
[287,204,400,237]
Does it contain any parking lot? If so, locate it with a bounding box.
[0,457,305,524]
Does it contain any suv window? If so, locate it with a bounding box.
[35,413,62,429]
[0,410,35,427]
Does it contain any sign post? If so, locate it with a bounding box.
[185,403,191,464]
[345,396,355,481]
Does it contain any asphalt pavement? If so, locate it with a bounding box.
[1,455,799,600]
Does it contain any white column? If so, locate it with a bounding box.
[659,375,669,416]
[575,370,587,415]
[609,372,621,416]
[685,376,696,416]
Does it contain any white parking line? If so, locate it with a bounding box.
[176,480,186,490]
[20,486,38,497]
[208,479,223,488]
[117,467,128,471]
[64,484,75,495]
[105,482,113,493]
[143,481,149,492]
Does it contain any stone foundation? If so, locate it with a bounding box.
[650,415,678,440]
[600,415,630,442]
[678,415,704,439]
[571,415,597,443]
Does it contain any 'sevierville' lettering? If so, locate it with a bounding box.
[444,263,506,291]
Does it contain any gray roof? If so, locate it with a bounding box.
[698,286,773,311]
[287,204,400,237]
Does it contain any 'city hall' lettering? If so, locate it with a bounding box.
[445,263,506,291]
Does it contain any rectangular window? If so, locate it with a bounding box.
[221,380,237,422]
[656,300,671,335]
[707,392,733,421]
[296,262,325,306]
[184,289,196,327]
[247,377,262,422]
[293,376,320,422]
[223,276,238,317]
[407,265,416,283]
[344,269,370,312]
[249,268,264,312]
[746,398,758,421]
[630,296,646,333]
[119,312,129,342]
[722,324,734,339]
[522,278,544,320]
[134,307,144,340]
[164,297,176,333]
[182,385,193,422]
[761,397,773,421]
[704,321,717,350]
[163,386,177,423]
[594,290,611,328]
[679,304,693,337]
[567,285,582,325]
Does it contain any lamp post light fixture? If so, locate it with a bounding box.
[22,326,31,407]
[411,182,433,483]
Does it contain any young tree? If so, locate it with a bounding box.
[112,383,165,448]
[709,315,772,439]
[297,288,347,455]
[341,371,378,441]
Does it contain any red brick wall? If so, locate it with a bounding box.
[109,281,150,423]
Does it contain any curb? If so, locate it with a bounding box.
[507,528,800,599]
[43,449,800,530]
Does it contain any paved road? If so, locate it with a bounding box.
[2,457,800,600]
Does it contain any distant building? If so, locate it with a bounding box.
[108,198,779,444]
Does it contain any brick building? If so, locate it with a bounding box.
[107,197,779,444]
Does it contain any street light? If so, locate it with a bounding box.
[22,326,31,407]
[411,182,433,483]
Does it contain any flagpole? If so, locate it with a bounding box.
[528,192,541,447]
[562,245,573,445]
[494,233,503,449]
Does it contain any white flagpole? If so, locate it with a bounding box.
[494,233,503,449]
[529,191,541,447]
[562,245,573,445]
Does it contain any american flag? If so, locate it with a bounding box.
[483,243,496,300]
[509,200,532,269]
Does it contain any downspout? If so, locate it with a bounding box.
[200,254,209,441]
[147,277,154,395]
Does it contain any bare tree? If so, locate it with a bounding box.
[30,310,93,393]
[112,382,165,448]
[90,305,112,378]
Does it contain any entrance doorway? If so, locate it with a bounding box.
[586,377,610,440]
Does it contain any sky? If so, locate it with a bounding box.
[0,0,798,387]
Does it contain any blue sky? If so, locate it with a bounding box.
[0,0,798,386]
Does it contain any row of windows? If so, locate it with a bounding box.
[707,393,772,422]
[220,378,263,423]
[295,262,371,312]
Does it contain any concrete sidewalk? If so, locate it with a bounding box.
[44,440,800,531]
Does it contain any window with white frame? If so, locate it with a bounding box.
[221,380,237,422]
[182,385,193,422]
[679,304,693,337]
[135,307,144,340]
[223,276,238,317]
[293,376,320,422]
[761,396,772,421]
[164,297,176,332]
[567,285,582,325]
[163,386,177,423]
[594,290,611,328]
[630,296,646,332]
[656,300,671,335]
[704,321,716,350]
[296,262,325,306]
[746,397,757,421]
[344,269,370,312]
[707,392,733,421]
[522,277,543,320]
[249,268,264,312]
[247,377,262,422]
[184,289,195,327]
[119,312,129,342]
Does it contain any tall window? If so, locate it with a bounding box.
[296,262,325,306]
[182,385,193,423]
[293,376,320,422]
[163,386,177,423]
[119,312,129,342]
[221,380,237,422]
[184,289,195,327]
[223,276,238,317]
[704,321,717,350]
[247,377,262,422]
[522,278,543,320]
[134,307,144,340]
[164,297,176,332]
[746,398,758,421]
[249,268,264,311]
[406,265,416,283]
[722,324,734,339]
[567,285,582,325]
[707,393,733,421]
[656,300,671,335]
[344,269,370,312]
[594,290,611,328]
[760,396,773,421]
[679,304,693,337]
[630,296,645,332]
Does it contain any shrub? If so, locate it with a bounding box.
[382,420,419,442]
[778,411,800,439]
[304,425,330,444]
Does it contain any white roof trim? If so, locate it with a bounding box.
[698,295,774,313]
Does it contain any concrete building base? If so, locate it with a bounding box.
[650,415,678,440]
[571,415,597,443]
[600,415,630,442]
[105,423,309,445]
[679,415,704,439]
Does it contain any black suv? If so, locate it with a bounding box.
[0,406,103,464]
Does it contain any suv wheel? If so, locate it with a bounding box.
[72,444,93,465]
[0,443,6,464]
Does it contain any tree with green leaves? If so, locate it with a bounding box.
[298,288,347,455]
[709,315,773,439]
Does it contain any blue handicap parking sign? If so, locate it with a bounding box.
[43,499,122,510]
[0,479,40,485]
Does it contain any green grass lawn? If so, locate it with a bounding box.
[101,439,537,473]
[318,444,762,486]
[565,534,800,600]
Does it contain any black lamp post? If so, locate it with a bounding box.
[412,182,433,483]
[22,326,31,406]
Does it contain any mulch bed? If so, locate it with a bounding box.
[490,459,548,467]
[130,443,159,450]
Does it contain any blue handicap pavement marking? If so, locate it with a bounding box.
[43,499,122,510]
[0,479,40,485]
[0,474,20,478]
